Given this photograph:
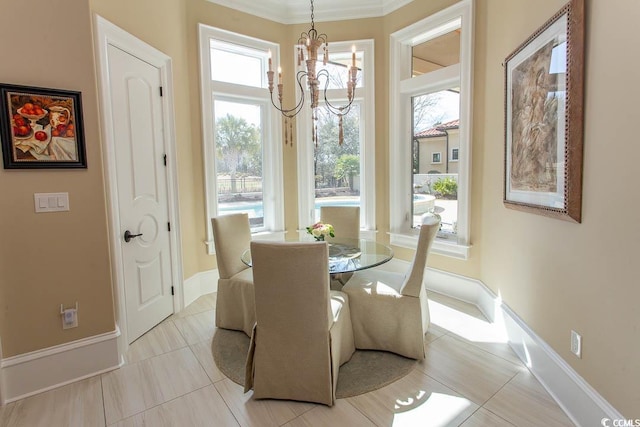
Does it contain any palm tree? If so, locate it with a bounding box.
[215,114,260,193]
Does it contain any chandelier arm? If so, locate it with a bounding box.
[268,70,308,118]
[323,96,355,116]
[268,94,301,119]
[315,69,357,116]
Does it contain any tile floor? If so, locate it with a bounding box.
[0,292,576,426]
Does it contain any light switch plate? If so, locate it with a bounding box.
[34,192,69,213]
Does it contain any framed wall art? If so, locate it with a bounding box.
[503,0,584,222]
[0,83,87,169]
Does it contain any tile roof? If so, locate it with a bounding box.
[414,119,459,138]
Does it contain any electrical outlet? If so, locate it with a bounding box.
[570,330,582,358]
[61,308,78,329]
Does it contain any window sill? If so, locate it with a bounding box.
[389,231,470,260]
[252,230,287,241]
[205,229,288,255]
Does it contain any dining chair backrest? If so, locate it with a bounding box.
[320,206,360,240]
[211,213,251,280]
[248,241,334,405]
[401,214,440,298]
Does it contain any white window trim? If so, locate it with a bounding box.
[431,152,442,164]
[388,0,473,259]
[198,24,285,254]
[296,39,376,240]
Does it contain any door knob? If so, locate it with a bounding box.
[124,230,143,242]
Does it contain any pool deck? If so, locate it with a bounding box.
[220,195,459,232]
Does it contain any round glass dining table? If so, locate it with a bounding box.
[241,238,394,275]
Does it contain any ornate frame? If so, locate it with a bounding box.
[503,0,584,222]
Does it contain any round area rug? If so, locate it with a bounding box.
[211,328,417,398]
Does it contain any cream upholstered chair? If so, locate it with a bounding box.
[211,213,255,337]
[342,214,440,360]
[320,206,360,289]
[320,206,360,241]
[244,241,355,406]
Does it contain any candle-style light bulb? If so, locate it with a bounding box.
[278,66,282,85]
[352,45,356,68]
[268,49,272,72]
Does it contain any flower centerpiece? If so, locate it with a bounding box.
[306,222,335,241]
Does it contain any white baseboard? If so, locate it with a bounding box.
[425,266,497,319]
[0,327,121,403]
[0,265,623,422]
[501,303,624,426]
[183,269,218,308]
[0,269,219,405]
[422,264,623,426]
[379,259,622,425]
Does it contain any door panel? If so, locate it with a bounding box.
[107,44,173,342]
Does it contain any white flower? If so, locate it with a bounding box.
[306,222,335,240]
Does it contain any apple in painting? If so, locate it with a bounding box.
[35,131,47,141]
[13,125,30,137]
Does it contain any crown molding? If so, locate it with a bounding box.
[206,0,415,24]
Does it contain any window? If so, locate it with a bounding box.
[199,25,284,254]
[210,45,263,87]
[311,104,361,219]
[297,40,375,239]
[389,0,474,259]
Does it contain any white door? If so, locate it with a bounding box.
[107,45,174,342]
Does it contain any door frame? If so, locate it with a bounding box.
[93,15,184,353]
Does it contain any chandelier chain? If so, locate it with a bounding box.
[310,0,315,29]
[266,0,358,145]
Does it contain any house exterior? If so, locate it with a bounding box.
[415,119,460,174]
[0,0,638,420]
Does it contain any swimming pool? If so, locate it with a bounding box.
[219,197,360,219]
[219,195,434,219]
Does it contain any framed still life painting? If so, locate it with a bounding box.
[503,0,584,222]
[0,83,87,169]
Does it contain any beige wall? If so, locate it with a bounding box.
[419,137,447,173]
[1,0,638,417]
[0,0,115,357]
[417,131,461,174]
[477,0,640,416]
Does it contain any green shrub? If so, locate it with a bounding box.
[433,177,457,198]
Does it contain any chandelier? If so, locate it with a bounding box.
[267,0,359,146]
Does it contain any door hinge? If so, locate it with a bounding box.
[167,222,171,231]
[171,286,174,296]
[159,86,163,97]
[163,154,167,166]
